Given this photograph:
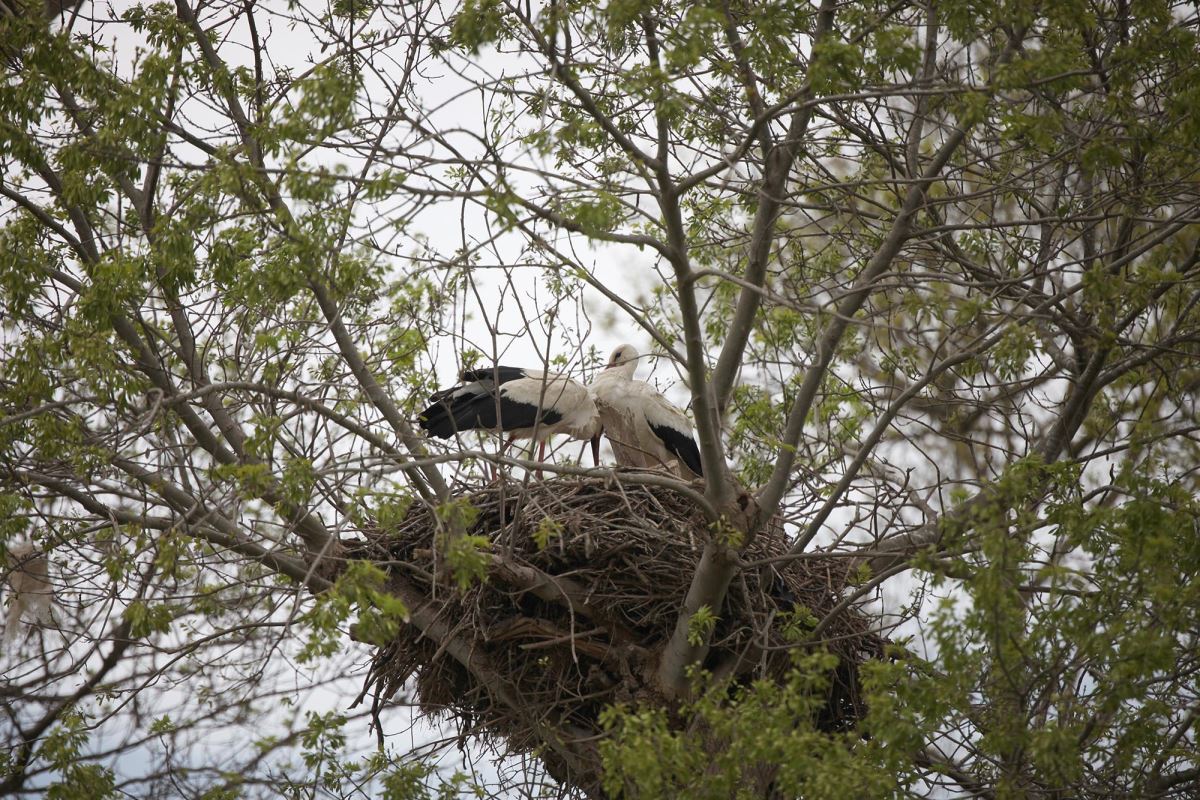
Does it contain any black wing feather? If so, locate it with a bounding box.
[427,366,529,404]
[457,366,530,384]
[419,374,564,439]
[649,423,703,476]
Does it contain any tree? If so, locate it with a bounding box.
[2,0,1199,796]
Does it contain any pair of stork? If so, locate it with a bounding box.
[418,344,703,480]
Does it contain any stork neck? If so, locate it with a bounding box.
[608,361,637,380]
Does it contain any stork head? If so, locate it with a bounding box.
[604,344,640,378]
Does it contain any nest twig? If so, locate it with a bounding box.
[349,477,886,790]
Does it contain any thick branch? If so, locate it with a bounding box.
[753,118,976,531]
[174,0,447,502]
[709,0,836,416]
[17,469,328,590]
[654,538,740,698]
[659,30,1029,696]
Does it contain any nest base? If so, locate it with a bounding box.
[349,477,885,793]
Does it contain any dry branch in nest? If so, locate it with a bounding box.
[350,477,886,793]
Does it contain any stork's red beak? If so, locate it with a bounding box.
[590,433,601,466]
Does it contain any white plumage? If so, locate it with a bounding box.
[3,540,54,644]
[589,344,703,480]
[419,365,600,463]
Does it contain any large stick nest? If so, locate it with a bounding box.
[350,477,886,784]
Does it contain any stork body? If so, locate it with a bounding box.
[419,366,600,465]
[589,345,703,479]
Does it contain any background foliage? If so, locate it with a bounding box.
[2,0,1199,797]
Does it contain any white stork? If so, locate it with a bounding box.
[419,365,601,466]
[589,344,703,480]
